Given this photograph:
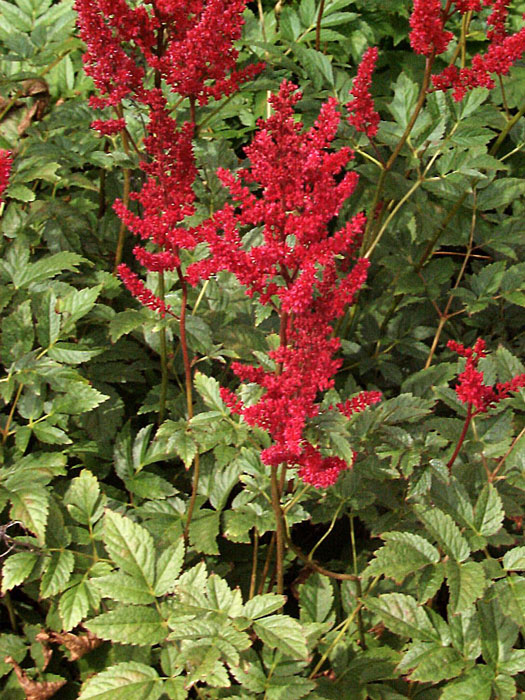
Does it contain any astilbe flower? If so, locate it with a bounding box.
[432,0,524,100]
[409,0,454,56]
[0,150,12,202]
[188,82,376,487]
[448,338,525,413]
[346,47,380,139]
[75,0,263,310]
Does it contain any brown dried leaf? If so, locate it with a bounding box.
[34,632,53,671]
[38,629,103,662]
[4,656,66,700]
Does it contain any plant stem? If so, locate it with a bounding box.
[113,105,131,273]
[350,515,366,649]
[362,55,435,254]
[1,383,23,445]
[249,528,259,600]
[270,465,285,597]
[447,404,473,471]
[257,534,276,595]
[157,272,168,424]
[315,0,326,52]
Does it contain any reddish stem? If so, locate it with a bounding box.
[447,403,473,471]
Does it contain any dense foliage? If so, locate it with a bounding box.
[1,0,525,697]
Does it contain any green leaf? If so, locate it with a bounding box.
[446,560,486,614]
[244,593,286,620]
[1,551,39,592]
[33,421,72,445]
[109,310,149,343]
[503,547,525,571]
[478,178,525,210]
[0,634,27,678]
[154,539,185,597]
[9,486,49,543]
[292,45,333,88]
[478,598,518,666]
[253,615,308,659]
[1,299,34,364]
[194,372,225,412]
[86,605,167,646]
[364,593,440,642]
[439,665,493,700]
[388,73,418,128]
[103,510,156,589]
[48,343,104,364]
[473,484,504,536]
[14,252,85,289]
[299,573,334,623]
[53,382,109,415]
[65,469,105,525]
[414,505,470,562]
[59,580,92,631]
[188,508,220,555]
[92,572,156,605]
[40,550,74,598]
[57,285,101,325]
[78,661,163,700]
[397,642,465,683]
[364,531,440,583]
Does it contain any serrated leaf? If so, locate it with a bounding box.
[78,661,163,700]
[66,469,105,525]
[244,593,286,620]
[253,615,308,659]
[40,550,74,598]
[364,593,440,642]
[59,580,91,630]
[503,547,525,571]
[478,598,518,666]
[53,382,109,415]
[154,539,185,597]
[397,642,465,683]
[299,573,334,623]
[365,531,440,583]
[9,486,49,543]
[1,551,39,592]
[414,505,470,562]
[86,606,167,646]
[188,508,220,555]
[103,510,156,588]
[194,372,225,411]
[109,310,148,342]
[14,251,85,289]
[440,665,493,700]
[206,574,244,617]
[92,572,156,605]
[446,560,486,613]
[473,484,504,536]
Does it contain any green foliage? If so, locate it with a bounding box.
[1,0,525,697]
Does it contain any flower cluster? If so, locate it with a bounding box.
[75,0,263,309]
[190,82,375,487]
[431,0,524,100]
[117,264,171,317]
[448,338,525,414]
[0,150,12,202]
[346,47,380,139]
[409,0,453,56]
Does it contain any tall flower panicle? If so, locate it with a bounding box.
[189,82,376,487]
[409,0,453,56]
[75,0,263,311]
[0,150,12,202]
[448,338,525,413]
[431,0,523,100]
[346,47,380,139]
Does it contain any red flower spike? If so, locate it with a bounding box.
[448,338,525,414]
[0,150,12,202]
[347,47,380,139]
[409,0,453,56]
[195,82,370,487]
